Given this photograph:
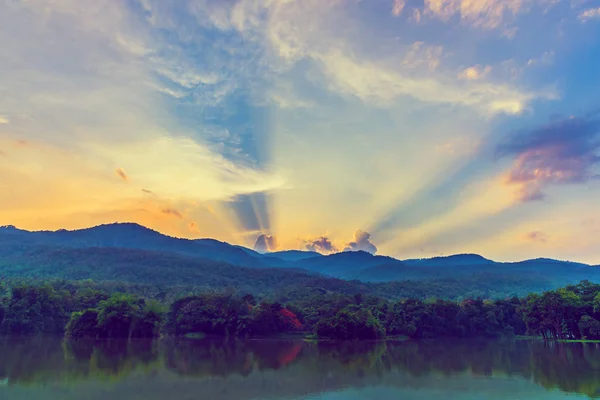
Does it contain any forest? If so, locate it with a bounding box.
[2,279,600,341]
[3,223,592,302]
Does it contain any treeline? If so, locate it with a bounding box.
[0,282,304,339]
[521,281,600,340]
[2,280,600,340]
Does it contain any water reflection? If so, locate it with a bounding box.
[0,338,599,399]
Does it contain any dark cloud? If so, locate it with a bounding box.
[253,234,278,253]
[141,188,156,196]
[162,208,183,219]
[496,113,600,201]
[115,168,129,182]
[527,231,548,243]
[344,230,378,254]
[303,237,338,254]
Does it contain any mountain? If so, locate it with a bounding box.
[404,254,495,266]
[1,223,599,294]
[0,223,266,267]
[267,250,322,262]
[350,254,496,282]
[353,254,599,286]
[291,251,405,279]
[0,241,561,300]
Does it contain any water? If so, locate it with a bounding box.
[0,338,598,399]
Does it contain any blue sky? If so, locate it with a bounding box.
[1,0,599,263]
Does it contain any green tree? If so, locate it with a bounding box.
[65,309,100,338]
[316,307,384,340]
[579,315,600,340]
[96,293,140,338]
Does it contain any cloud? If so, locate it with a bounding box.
[186,0,550,116]
[392,0,406,16]
[189,221,200,233]
[141,189,156,196]
[344,230,378,254]
[526,51,555,67]
[0,115,9,124]
[423,0,553,30]
[402,42,444,71]
[527,230,548,243]
[316,51,548,116]
[459,65,492,80]
[496,113,600,201]
[253,234,279,253]
[579,7,600,21]
[115,168,129,182]
[97,136,285,201]
[162,208,183,219]
[302,236,338,254]
[412,8,422,22]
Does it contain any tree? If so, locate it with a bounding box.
[66,309,100,338]
[0,284,70,336]
[579,315,600,340]
[96,293,140,338]
[316,308,384,340]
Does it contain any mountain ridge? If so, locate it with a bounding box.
[1,222,598,290]
[1,222,590,266]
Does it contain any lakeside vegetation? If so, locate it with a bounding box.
[2,279,600,341]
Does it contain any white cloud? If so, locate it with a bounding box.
[183,0,552,116]
[316,51,550,115]
[94,135,286,201]
[459,65,492,80]
[154,65,221,89]
[526,51,555,67]
[0,116,9,124]
[412,8,423,23]
[422,0,552,30]
[392,0,406,16]
[0,0,284,203]
[403,42,445,71]
[579,7,600,21]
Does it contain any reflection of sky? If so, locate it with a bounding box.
[0,374,585,400]
[302,382,584,400]
[1,0,600,263]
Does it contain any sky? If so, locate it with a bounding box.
[1,0,600,263]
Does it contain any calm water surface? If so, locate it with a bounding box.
[0,338,598,399]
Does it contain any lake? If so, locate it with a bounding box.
[0,337,598,399]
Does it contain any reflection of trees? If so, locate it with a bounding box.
[163,338,253,377]
[0,338,159,385]
[162,339,306,377]
[3,338,600,398]
[0,337,65,384]
[313,341,389,378]
[527,342,600,398]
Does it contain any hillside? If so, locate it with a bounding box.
[1,223,599,298]
[0,223,267,267]
[0,242,553,301]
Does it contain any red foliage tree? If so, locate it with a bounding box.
[279,308,303,330]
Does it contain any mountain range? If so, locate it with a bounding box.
[0,222,598,298]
